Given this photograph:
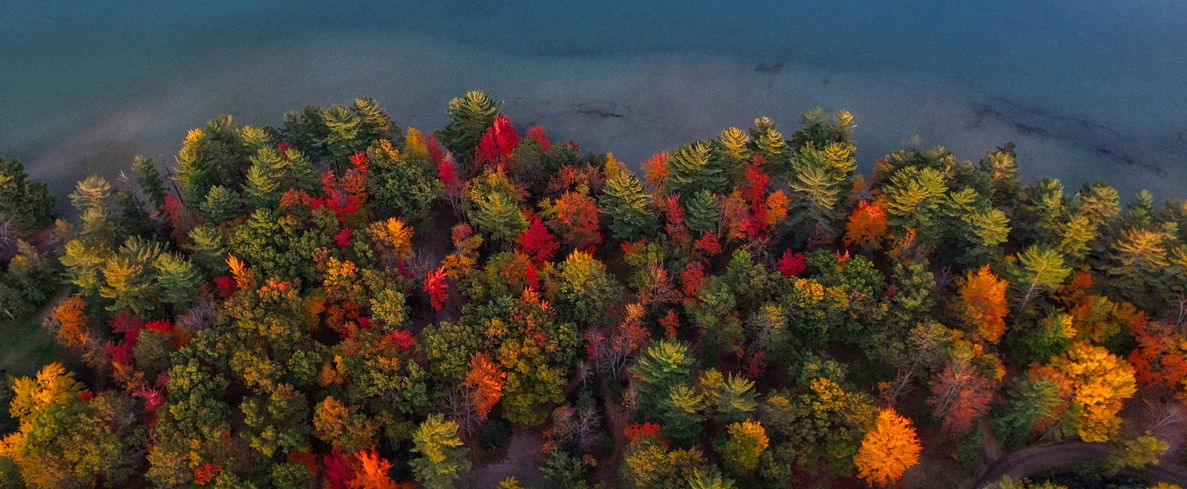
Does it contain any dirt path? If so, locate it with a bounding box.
[970,442,1187,488]
[595,377,629,483]
[465,431,545,489]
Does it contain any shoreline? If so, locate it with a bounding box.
[6,31,1186,204]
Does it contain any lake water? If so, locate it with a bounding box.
[3,0,1186,202]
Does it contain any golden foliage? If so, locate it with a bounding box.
[854,408,921,487]
[1053,342,1137,442]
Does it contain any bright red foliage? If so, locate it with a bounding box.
[214,275,236,299]
[349,151,369,175]
[382,331,418,352]
[527,125,552,151]
[624,422,662,442]
[145,321,174,334]
[742,158,770,205]
[105,313,144,367]
[475,115,520,167]
[518,217,560,263]
[778,251,806,277]
[425,266,449,311]
[694,232,722,256]
[323,450,354,489]
[680,262,706,297]
[334,228,353,248]
[438,158,459,191]
[194,464,221,486]
[427,134,446,166]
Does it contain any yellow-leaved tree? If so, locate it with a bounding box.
[1053,342,1137,442]
[854,408,921,487]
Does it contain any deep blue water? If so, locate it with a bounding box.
[3,1,1186,199]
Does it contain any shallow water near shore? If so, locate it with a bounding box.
[3,0,1186,202]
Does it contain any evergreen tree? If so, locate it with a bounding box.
[469,190,526,243]
[980,145,1022,209]
[632,339,695,414]
[656,383,706,445]
[669,141,728,196]
[153,251,202,310]
[131,155,168,211]
[440,91,502,157]
[200,185,240,223]
[706,372,758,424]
[1010,245,1071,310]
[685,190,720,235]
[882,166,948,237]
[410,414,471,489]
[786,143,855,238]
[187,224,228,275]
[319,104,366,162]
[0,156,54,231]
[751,117,790,172]
[600,167,657,240]
[352,97,398,142]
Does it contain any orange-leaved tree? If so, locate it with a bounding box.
[464,352,505,420]
[352,448,401,489]
[844,199,888,248]
[957,265,1009,343]
[854,408,922,487]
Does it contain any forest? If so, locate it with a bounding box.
[1,92,1186,489]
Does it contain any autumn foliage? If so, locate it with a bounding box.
[844,199,888,248]
[854,408,922,486]
[957,265,1010,343]
[464,352,505,420]
[425,267,449,311]
[517,217,560,263]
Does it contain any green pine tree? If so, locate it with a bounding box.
[131,155,168,212]
[440,91,501,157]
[657,383,707,445]
[632,339,695,414]
[600,168,656,240]
[669,141,728,196]
[685,190,720,235]
[410,414,471,489]
[200,185,241,224]
[154,252,202,310]
[319,104,365,162]
[1010,245,1071,310]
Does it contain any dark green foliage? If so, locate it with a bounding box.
[366,142,443,227]
[201,185,241,223]
[440,90,501,157]
[685,190,719,235]
[0,156,54,231]
[131,155,168,211]
[601,167,657,240]
[669,141,728,196]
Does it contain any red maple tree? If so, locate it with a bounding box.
[475,115,520,167]
[517,217,560,263]
[425,267,449,311]
[778,251,806,277]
